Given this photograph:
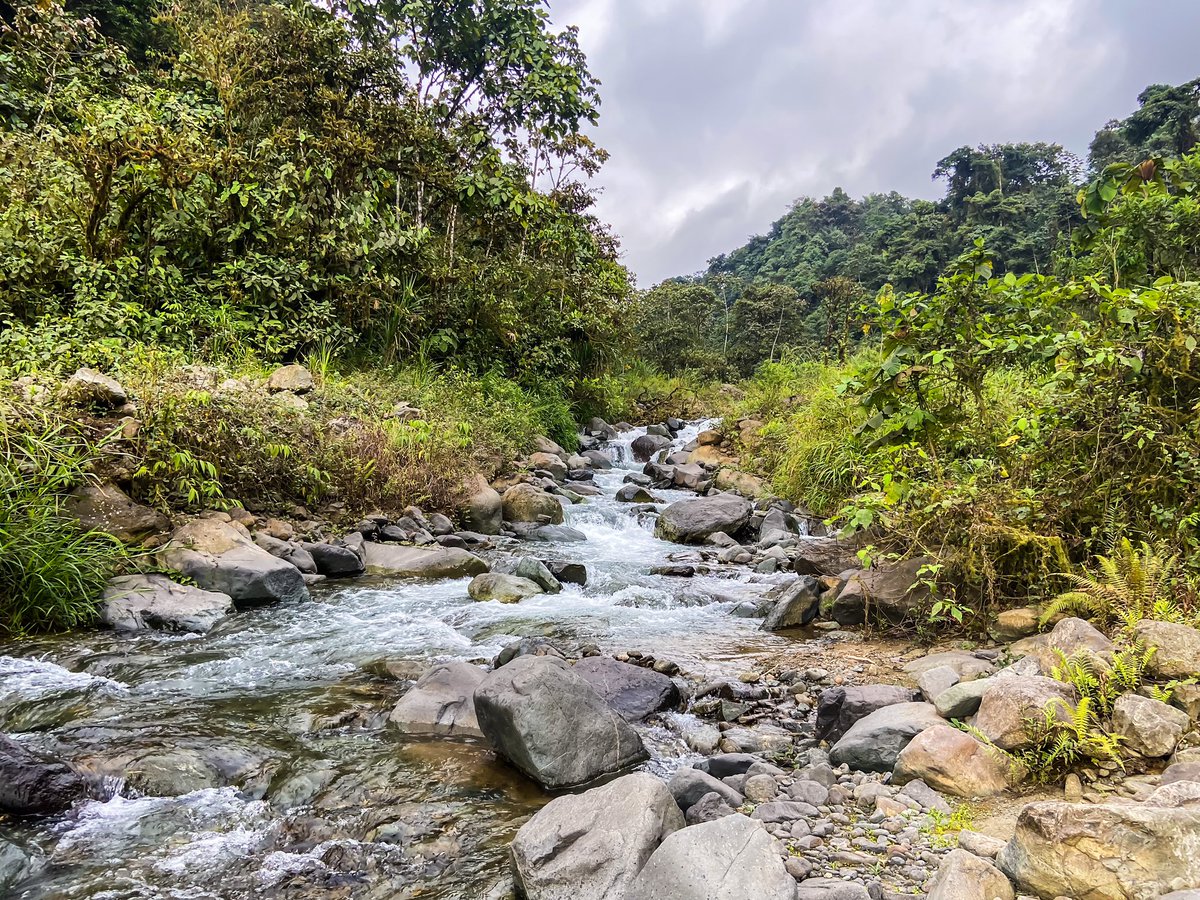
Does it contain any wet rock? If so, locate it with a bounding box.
[266,364,314,394]
[572,657,680,722]
[302,541,365,577]
[1134,619,1200,679]
[502,484,566,524]
[762,575,821,630]
[63,367,127,407]
[389,661,485,739]
[668,767,744,812]
[100,573,234,633]
[815,684,918,743]
[515,524,588,542]
[893,724,1013,798]
[616,484,662,503]
[474,656,648,789]
[461,473,503,535]
[1113,692,1189,758]
[654,493,752,544]
[581,450,613,469]
[468,573,543,603]
[0,734,87,815]
[494,637,566,668]
[362,542,488,578]
[829,702,944,772]
[926,849,1014,900]
[510,772,682,900]
[973,676,1076,750]
[828,557,932,625]
[64,482,171,544]
[631,434,671,462]
[547,561,587,585]
[158,518,309,604]
[514,557,563,593]
[998,799,1200,900]
[0,835,41,892]
[625,814,794,900]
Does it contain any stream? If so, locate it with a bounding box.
[0,422,799,899]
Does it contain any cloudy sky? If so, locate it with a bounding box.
[548,0,1200,286]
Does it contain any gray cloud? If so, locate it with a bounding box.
[550,0,1200,285]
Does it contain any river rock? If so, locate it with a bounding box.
[615,484,660,504]
[828,557,932,625]
[917,664,961,703]
[1024,616,1115,673]
[254,532,318,573]
[902,649,996,680]
[266,364,313,394]
[794,880,871,899]
[158,518,309,604]
[389,661,485,739]
[474,656,648,789]
[828,701,944,772]
[512,557,562,593]
[468,573,543,603]
[0,734,87,815]
[893,724,1013,797]
[548,561,587,585]
[934,677,992,718]
[1134,619,1200,679]
[668,766,744,812]
[510,772,682,900]
[462,473,503,534]
[992,606,1042,641]
[815,684,918,742]
[973,676,1076,750]
[572,657,680,721]
[789,535,864,576]
[685,791,737,825]
[998,798,1200,899]
[533,435,568,459]
[63,367,127,407]
[64,482,170,544]
[301,541,365,577]
[502,484,565,524]
[762,575,821,630]
[624,814,793,900]
[631,434,671,462]
[362,542,488,578]
[100,574,234,633]
[530,452,568,481]
[1113,692,1190,758]
[581,450,613,469]
[926,849,1014,900]
[654,493,751,544]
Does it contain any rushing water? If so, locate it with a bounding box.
[0,423,796,899]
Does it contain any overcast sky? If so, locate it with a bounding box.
[548,0,1200,286]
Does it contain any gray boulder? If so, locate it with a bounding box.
[63,367,126,407]
[926,849,1014,900]
[616,484,661,504]
[461,473,503,534]
[624,814,794,900]
[572,657,680,721]
[389,661,485,739]
[668,766,744,812]
[814,684,918,743]
[631,434,671,462]
[510,773,682,900]
[265,364,313,393]
[362,542,488,578]
[789,536,864,576]
[158,518,308,604]
[973,676,1076,750]
[0,734,87,815]
[762,576,821,630]
[548,561,587,585]
[474,656,648,789]
[829,557,931,625]
[100,574,233,633]
[655,493,752,544]
[794,881,870,899]
[828,702,944,772]
[934,678,991,719]
[1113,692,1190,758]
[468,573,543,603]
[514,557,563,593]
[64,482,170,544]
[1134,619,1200,679]
[301,541,365,577]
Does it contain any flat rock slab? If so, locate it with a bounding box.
[101,574,233,633]
[362,542,488,579]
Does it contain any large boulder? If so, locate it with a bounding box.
[533,435,568,459]
[473,656,648,789]
[762,576,821,630]
[0,734,87,815]
[814,684,918,743]
[266,364,314,394]
[828,557,932,625]
[711,469,765,498]
[1113,692,1190,758]
[828,702,943,772]
[461,474,503,535]
[926,849,1014,900]
[998,798,1200,899]
[62,367,126,407]
[529,452,568,481]
[100,574,233,633]
[624,814,794,900]
[468,573,543,603]
[631,434,671,462]
[973,676,1076,751]
[1134,619,1200,679]
[158,519,308,604]
[654,493,751,544]
[667,766,744,812]
[893,724,1014,798]
[64,482,170,544]
[934,678,992,719]
[572,657,680,721]
[362,542,488,578]
[301,541,365,577]
[510,773,682,900]
[790,536,864,576]
[1023,616,1115,673]
[389,661,485,739]
[503,484,565,525]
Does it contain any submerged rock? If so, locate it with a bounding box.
[510,773,682,900]
[100,573,233,633]
[0,734,87,816]
[389,661,485,739]
[474,656,648,789]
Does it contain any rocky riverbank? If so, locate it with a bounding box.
[4,408,1200,899]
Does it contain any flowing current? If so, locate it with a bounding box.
[0,423,796,899]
